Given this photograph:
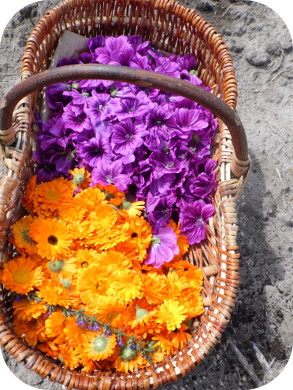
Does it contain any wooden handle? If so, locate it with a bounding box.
[0,64,249,176]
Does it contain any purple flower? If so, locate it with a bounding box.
[155,57,181,78]
[112,118,145,155]
[87,36,106,53]
[146,194,176,229]
[77,135,113,167]
[85,91,113,124]
[109,91,152,120]
[179,200,214,245]
[172,108,209,140]
[149,150,182,177]
[95,36,135,66]
[145,227,179,268]
[146,104,175,130]
[91,160,132,191]
[62,105,92,133]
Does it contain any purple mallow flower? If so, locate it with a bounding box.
[77,135,113,168]
[91,160,132,192]
[145,227,179,268]
[112,118,145,155]
[179,200,215,245]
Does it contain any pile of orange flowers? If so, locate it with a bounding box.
[0,168,205,373]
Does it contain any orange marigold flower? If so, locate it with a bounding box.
[68,167,91,189]
[95,183,124,207]
[142,272,168,305]
[94,251,132,270]
[22,175,37,213]
[95,296,126,328]
[109,269,143,303]
[45,310,65,339]
[33,178,74,217]
[12,215,37,255]
[0,255,44,294]
[76,264,114,308]
[13,316,47,347]
[30,218,73,260]
[157,299,187,331]
[13,299,47,321]
[74,187,106,216]
[74,248,100,268]
[169,323,192,349]
[126,216,152,262]
[37,279,79,308]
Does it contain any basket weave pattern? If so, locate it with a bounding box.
[0,1,249,389]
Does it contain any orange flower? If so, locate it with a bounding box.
[0,255,44,294]
[142,272,168,305]
[33,178,74,217]
[12,215,37,255]
[22,175,37,213]
[30,218,73,260]
[96,183,124,206]
[109,269,143,303]
[13,299,47,321]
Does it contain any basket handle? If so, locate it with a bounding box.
[0,64,249,177]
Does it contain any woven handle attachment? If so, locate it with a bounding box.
[0,64,249,177]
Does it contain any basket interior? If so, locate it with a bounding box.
[0,1,241,389]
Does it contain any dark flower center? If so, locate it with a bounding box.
[48,235,58,245]
[131,232,138,238]
[75,113,86,124]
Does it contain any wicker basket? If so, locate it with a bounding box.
[0,0,250,389]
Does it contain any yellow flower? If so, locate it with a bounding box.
[68,167,91,189]
[120,200,145,217]
[157,299,187,331]
[12,215,37,255]
[30,218,73,260]
[0,255,44,294]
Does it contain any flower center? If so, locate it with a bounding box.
[195,218,205,227]
[73,173,85,185]
[121,345,137,361]
[93,335,108,353]
[49,260,64,273]
[151,236,161,246]
[13,269,30,284]
[98,104,104,112]
[46,189,60,201]
[75,112,86,125]
[48,235,58,245]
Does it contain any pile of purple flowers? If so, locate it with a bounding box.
[35,35,217,246]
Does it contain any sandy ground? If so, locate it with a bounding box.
[0,1,292,389]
